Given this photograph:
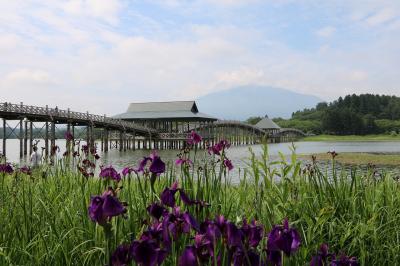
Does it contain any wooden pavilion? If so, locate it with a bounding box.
[113,101,217,149]
[255,115,281,135]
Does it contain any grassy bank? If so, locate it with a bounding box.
[302,134,400,142]
[299,152,400,166]
[1,144,400,265]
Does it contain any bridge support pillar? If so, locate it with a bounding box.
[119,131,123,151]
[104,129,109,152]
[2,118,6,159]
[132,131,135,151]
[24,120,28,156]
[19,119,23,158]
[51,121,56,153]
[67,123,71,154]
[31,121,35,156]
[71,125,75,154]
[123,132,127,152]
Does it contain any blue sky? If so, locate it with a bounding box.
[0,0,399,115]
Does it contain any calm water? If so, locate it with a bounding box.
[2,140,400,172]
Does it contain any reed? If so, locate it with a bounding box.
[0,142,399,265]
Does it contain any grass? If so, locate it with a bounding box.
[299,152,400,166]
[1,144,400,265]
[302,134,400,142]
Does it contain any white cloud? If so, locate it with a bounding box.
[316,26,336,37]
[4,69,53,85]
[0,0,399,115]
[366,8,397,26]
[62,0,122,25]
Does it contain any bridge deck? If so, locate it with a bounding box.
[0,102,157,136]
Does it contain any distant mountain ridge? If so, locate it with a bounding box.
[196,86,322,120]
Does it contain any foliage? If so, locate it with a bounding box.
[245,116,262,125]
[1,144,400,265]
[276,94,400,135]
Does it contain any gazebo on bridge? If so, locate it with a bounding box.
[113,101,218,149]
[255,115,281,135]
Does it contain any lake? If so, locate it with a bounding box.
[2,139,400,173]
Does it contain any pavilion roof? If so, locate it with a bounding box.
[113,101,217,121]
[255,116,281,129]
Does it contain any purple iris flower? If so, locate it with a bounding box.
[64,131,73,141]
[51,145,60,156]
[161,207,199,247]
[0,163,14,174]
[78,165,94,178]
[131,239,167,266]
[19,166,32,175]
[267,218,301,257]
[232,248,263,266]
[215,215,227,231]
[82,159,95,168]
[207,143,222,155]
[331,254,359,266]
[149,156,165,174]
[207,140,231,156]
[147,203,167,220]
[137,151,165,175]
[110,244,132,266]
[226,222,244,248]
[187,130,202,145]
[175,158,193,167]
[310,243,332,266]
[99,166,121,182]
[88,188,126,226]
[140,220,164,243]
[241,219,264,248]
[224,159,234,171]
[160,182,209,208]
[122,166,137,177]
[160,182,179,207]
[179,245,198,266]
[266,250,282,266]
[82,145,89,154]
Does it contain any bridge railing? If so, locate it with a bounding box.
[0,102,157,134]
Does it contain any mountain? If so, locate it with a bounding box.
[196,86,322,120]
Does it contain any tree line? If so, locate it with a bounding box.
[246,94,400,135]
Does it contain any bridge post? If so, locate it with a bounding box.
[51,121,55,152]
[2,118,6,158]
[19,118,23,158]
[132,130,135,151]
[71,125,75,154]
[24,120,28,156]
[119,131,123,151]
[30,121,34,156]
[67,122,71,154]
[123,131,127,152]
[104,128,109,152]
[86,125,90,149]
[100,129,104,152]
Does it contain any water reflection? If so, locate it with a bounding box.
[2,139,400,179]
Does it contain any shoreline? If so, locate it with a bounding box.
[298,152,400,166]
[301,134,400,142]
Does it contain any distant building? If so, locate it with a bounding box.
[255,115,281,135]
[113,101,216,132]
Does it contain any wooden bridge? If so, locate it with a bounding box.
[0,102,306,159]
[0,102,157,158]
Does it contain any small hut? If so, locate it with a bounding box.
[255,115,280,135]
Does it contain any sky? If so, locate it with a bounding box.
[0,0,399,115]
